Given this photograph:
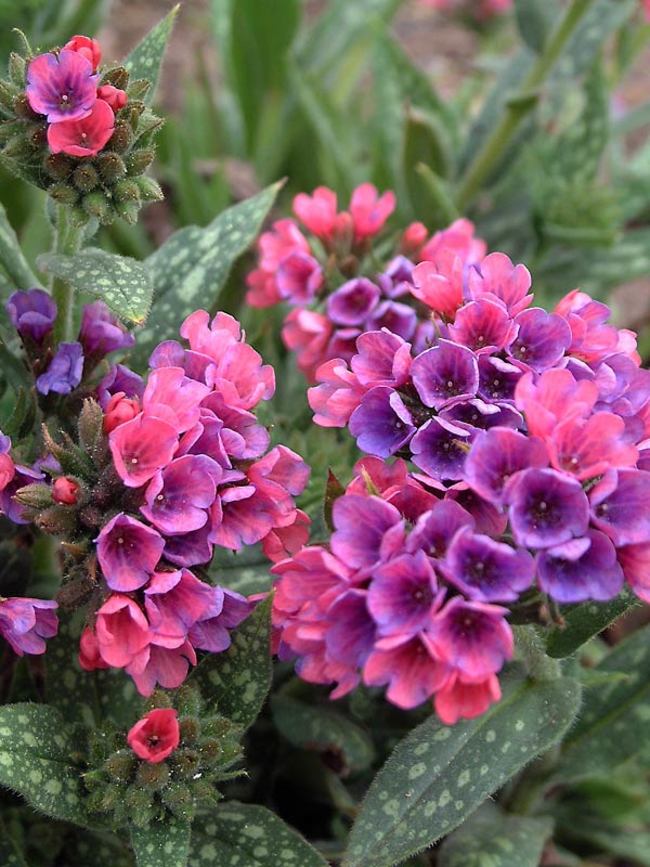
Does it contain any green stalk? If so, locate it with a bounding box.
[456,0,598,211]
[51,205,83,343]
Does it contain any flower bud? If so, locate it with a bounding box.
[135,176,163,202]
[115,200,140,224]
[8,52,26,87]
[12,93,39,120]
[101,66,130,91]
[127,79,150,101]
[126,148,155,176]
[401,221,428,256]
[72,163,99,192]
[43,152,74,180]
[97,85,128,112]
[135,761,170,791]
[107,121,132,153]
[179,717,200,746]
[114,178,140,204]
[104,750,136,783]
[52,476,80,505]
[48,182,79,206]
[14,481,51,509]
[0,81,17,112]
[161,782,194,821]
[82,191,110,222]
[64,35,102,71]
[103,392,140,433]
[35,504,78,537]
[96,152,127,185]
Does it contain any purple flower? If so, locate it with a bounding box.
[97,363,144,409]
[325,589,376,670]
[508,308,572,371]
[411,340,479,409]
[478,355,522,402]
[367,301,417,340]
[164,523,214,568]
[407,499,475,557]
[144,569,216,647]
[276,252,323,304]
[96,513,165,591]
[464,427,548,504]
[537,531,624,603]
[363,635,449,710]
[367,551,441,637]
[330,494,402,569]
[505,467,590,548]
[79,301,135,358]
[382,255,415,294]
[0,597,58,655]
[590,468,650,546]
[443,527,535,602]
[442,398,522,431]
[411,417,475,481]
[327,278,381,326]
[448,299,517,354]
[36,342,84,395]
[6,289,57,343]
[349,387,416,458]
[141,455,222,535]
[189,587,251,652]
[26,49,98,123]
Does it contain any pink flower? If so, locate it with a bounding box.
[363,636,449,709]
[262,509,311,563]
[95,595,150,669]
[276,252,324,304]
[434,673,501,725]
[0,597,58,656]
[468,252,532,316]
[401,221,428,256]
[63,35,102,71]
[419,218,486,266]
[411,254,464,320]
[515,369,598,439]
[0,453,16,492]
[109,413,178,488]
[143,569,216,647]
[27,49,98,122]
[97,84,127,111]
[246,268,282,308]
[127,708,180,763]
[293,187,338,240]
[282,308,334,382]
[128,640,197,696]
[97,513,164,591]
[142,366,210,433]
[48,99,115,157]
[78,626,109,671]
[52,476,80,505]
[349,183,396,242]
[307,358,364,427]
[103,392,141,433]
[618,542,650,603]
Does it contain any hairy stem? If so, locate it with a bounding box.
[51,206,83,344]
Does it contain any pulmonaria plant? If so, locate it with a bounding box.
[5,308,309,695]
[0,33,163,224]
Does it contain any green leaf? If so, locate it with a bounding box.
[38,248,152,325]
[130,817,190,867]
[123,5,180,105]
[0,703,89,826]
[189,803,328,866]
[193,594,272,729]
[515,0,555,53]
[133,182,282,367]
[438,803,553,867]
[209,547,274,597]
[271,694,375,774]
[0,200,38,292]
[343,670,581,867]
[546,588,639,658]
[64,829,135,867]
[557,625,650,782]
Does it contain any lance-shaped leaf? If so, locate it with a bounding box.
[0,201,38,292]
[438,803,553,867]
[124,5,180,105]
[189,803,328,866]
[515,0,555,54]
[38,248,152,325]
[192,594,272,729]
[342,669,581,867]
[556,625,650,782]
[0,703,89,826]
[132,182,282,367]
[272,694,375,774]
[546,588,639,658]
[131,816,190,867]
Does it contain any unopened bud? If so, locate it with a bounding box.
[136,761,170,791]
[104,750,136,783]
[52,476,80,505]
[82,191,110,222]
[97,85,128,112]
[8,53,26,87]
[135,176,163,202]
[107,121,132,153]
[43,152,74,180]
[100,66,129,91]
[96,151,126,184]
[401,221,428,256]
[126,148,155,176]
[12,93,38,120]
[48,182,79,206]
[72,162,99,192]
[103,392,140,433]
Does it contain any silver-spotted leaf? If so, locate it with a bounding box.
[192,594,272,729]
[343,670,581,867]
[557,625,650,782]
[130,816,191,867]
[546,588,639,658]
[0,201,38,292]
[189,803,328,866]
[124,5,180,105]
[0,703,89,825]
[133,182,282,366]
[271,694,375,774]
[38,248,152,324]
[438,803,553,867]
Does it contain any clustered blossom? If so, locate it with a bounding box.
[79,309,310,695]
[247,185,489,383]
[26,35,123,157]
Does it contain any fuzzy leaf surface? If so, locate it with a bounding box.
[124,5,180,105]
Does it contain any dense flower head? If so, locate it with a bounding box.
[75,309,309,695]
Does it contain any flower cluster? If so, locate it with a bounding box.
[246,184,488,382]
[0,34,163,223]
[273,458,512,725]
[420,0,512,20]
[15,309,310,694]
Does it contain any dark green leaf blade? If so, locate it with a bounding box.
[130,817,191,867]
[546,588,639,658]
[0,201,38,292]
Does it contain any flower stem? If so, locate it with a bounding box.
[456,0,598,211]
[51,205,83,344]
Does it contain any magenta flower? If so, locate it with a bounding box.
[443,398,521,431]
[26,49,98,122]
[434,673,501,726]
[109,413,178,488]
[411,256,464,320]
[0,597,58,655]
[367,551,441,636]
[143,569,216,647]
[141,454,222,534]
[408,499,475,558]
[411,340,479,409]
[508,308,572,371]
[443,527,535,602]
[350,330,412,388]
[96,513,164,591]
[330,494,402,569]
[448,299,517,354]
[468,252,532,316]
[478,355,522,402]
[142,366,209,433]
[308,359,364,428]
[537,531,624,603]
[95,594,151,669]
[590,469,650,546]
[189,587,251,652]
[464,427,548,504]
[327,278,381,326]
[164,523,214,568]
[293,187,338,239]
[364,636,449,709]
[48,99,115,157]
[411,417,475,481]
[549,411,638,480]
[618,542,650,603]
[97,363,144,408]
[36,341,84,395]
[515,368,597,439]
[276,252,323,304]
[129,640,197,697]
[349,387,416,457]
[506,467,590,548]
[6,289,57,343]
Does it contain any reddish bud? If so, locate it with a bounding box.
[128,709,180,764]
[0,453,15,492]
[52,476,80,505]
[103,392,140,433]
[78,626,109,671]
[97,84,128,111]
[63,35,102,71]
[401,221,428,256]
[331,211,354,256]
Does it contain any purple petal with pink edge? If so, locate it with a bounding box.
[141,454,222,535]
[97,364,144,409]
[325,589,375,668]
[468,251,532,315]
[407,498,475,557]
[144,569,217,647]
[448,299,518,353]
[363,636,449,709]
[478,355,522,402]
[276,251,323,304]
[590,468,650,546]
[178,411,231,468]
[367,550,439,636]
[0,598,58,656]
[447,486,508,536]
[505,467,590,548]
[411,340,479,409]
[164,524,214,567]
[367,300,417,340]
[508,307,572,371]
[109,413,179,488]
[442,398,522,431]
[443,527,535,602]
[201,392,270,459]
[331,494,402,569]
[327,278,381,326]
[349,387,416,458]
[464,427,549,504]
[26,50,98,123]
[411,416,475,481]
[189,587,251,652]
[425,597,513,681]
[96,513,164,592]
[149,340,186,369]
[537,530,624,603]
[350,330,412,387]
